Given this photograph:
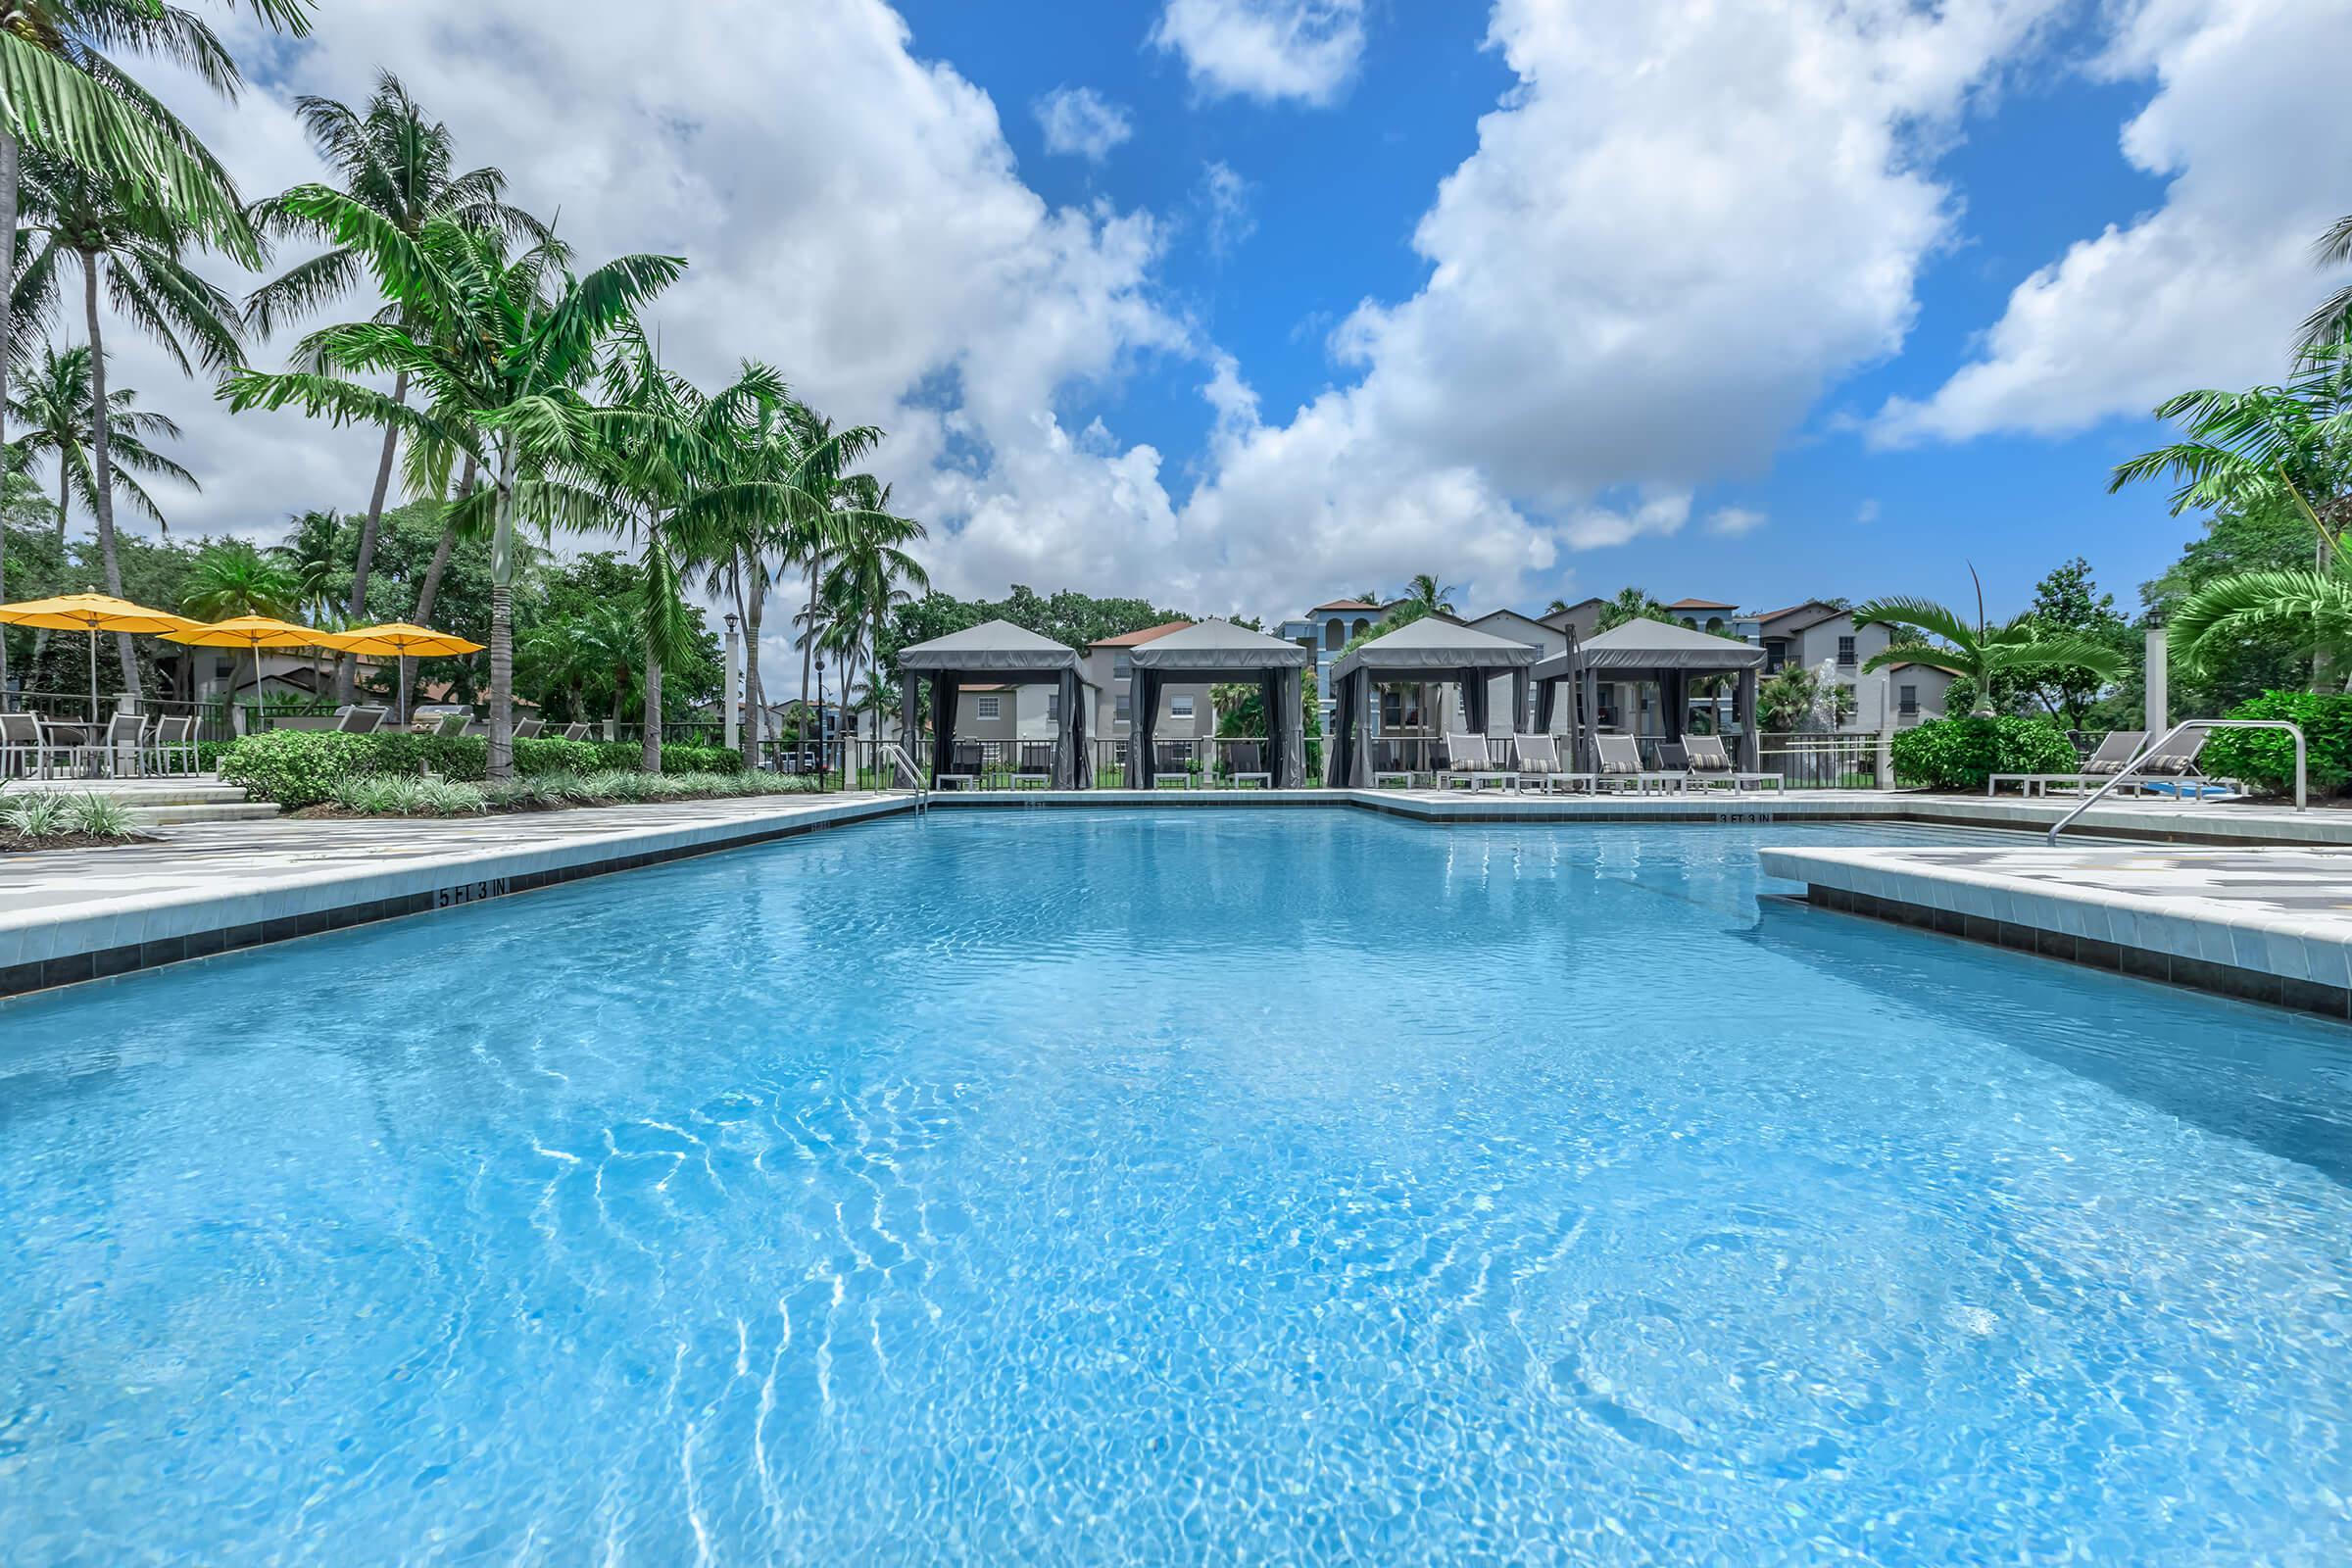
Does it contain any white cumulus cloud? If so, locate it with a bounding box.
[1150,0,1367,107]
[1705,507,1768,538]
[1033,85,1134,163]
[1871,0,2352,446]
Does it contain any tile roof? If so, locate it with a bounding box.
[1663,597,1739,611]
[1754,601,1845,629]
[1090,619,1194,648]
[1310,599,1384,613]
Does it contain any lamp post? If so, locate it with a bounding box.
[722,612,740,754]
[814,646,828,791]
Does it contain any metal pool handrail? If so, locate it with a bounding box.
[2045,718,2304,845]
[880,741,928,797]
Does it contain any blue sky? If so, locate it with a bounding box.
[130,0,2349,643]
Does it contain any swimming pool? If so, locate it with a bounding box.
[3,809,2348,1562]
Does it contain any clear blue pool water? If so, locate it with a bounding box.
[4,809,2351,1563]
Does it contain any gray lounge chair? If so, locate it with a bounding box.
[2118,731,2231,800]
[335,705,387,735]
[1988,730,2146,797]
[1438,732,1519,792]
[1682,733,1782,793]
[560,721,591,742]
[1507,733,1596,795]
[1152,740,1194,788]
[430,712,470,739]
[1011,740,1054,788]
[1593,734,1687,795]
[513,717,545,741]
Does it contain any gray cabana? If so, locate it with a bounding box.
[899,618,1093,788]
[1532,617,1767,770]
[1125,618,1312,788]
[1324,616,1539,788]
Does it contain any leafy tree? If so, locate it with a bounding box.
[7,339,193,542]
[1854,571,2127,717]
[2139,498,2315,712]
[1595,586,1669,631]
[220,192,686,777]
[2016,557,2132,727]
[16,146,242,698]
[247,72,554,701]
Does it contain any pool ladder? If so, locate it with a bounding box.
[880,742,931,811]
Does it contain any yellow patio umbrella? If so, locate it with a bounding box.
[0,592,192,721]
[163,615,338,735]
[330,622,486,723]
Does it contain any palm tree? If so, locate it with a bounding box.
[1595,586,1668,631]
[1544,597,1574,616]
[220,193,685,777]
[2113,337,2352,688]
[8,339,194,541]
[784,409,894,734]
[1401,572,1456,617]
[820,483,928,768]
[17,148,241,700]
[247,72,554,703]
[2304,215,2352,349]
[180,537,297,718]
[0,0,306,695]
[1853,571,2127,717]
[2165,558,2352,686]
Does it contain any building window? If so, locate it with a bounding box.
[1351,618,1371,639]
[1596,682,1620,730]
[1705,617,1725,634]
[1837,635,1857,668]
[1114,693,1131,722]
[1381,689,1403,727]
[1898,684,1918,715]
[1113,652,1132,679]
[1324,620,1345,651]
[1046,692,1059,722]
[973,696,1001,720]
[1764,640,1787,672]
[1170,695,1194,718]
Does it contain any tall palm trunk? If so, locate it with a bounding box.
[610,665,628,735]
[486,446,517,779]
[81,252,139,704]
[342,368,409,703]
[742,566,765,769]
[405,454,474,720]
[800,554,822,720]
[0,126,13,705]
[640,649,662,773]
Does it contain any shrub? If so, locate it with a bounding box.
[1889,714,2078,791]
[62,792,136,839]
[2,792,72,839]
[2200,691,2352,797]
[219,730,379,807]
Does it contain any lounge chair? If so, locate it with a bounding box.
[1146,740,1192,788]
[513,717,545,741]
[335,705,388,735]
[1507,733,1597,795]
[1011,740,1054,788]
[935,741,983,790]
[1682,733,1782,793]
[1592,734,1687,795]
[1987,730,2146,797]
[2118,731,2232,800]
[430,712,470,739]
[1370,739,1415,789]
[1223,740,1270,788]
[1438,732,1519,792]
[560,721,591,742]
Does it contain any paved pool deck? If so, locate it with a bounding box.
[6,784,2352,1011]
[1759,842,2352,1020]
[0,792,909,1000]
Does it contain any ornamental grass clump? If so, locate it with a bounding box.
[1,793,73,840]
[61,793,136,839]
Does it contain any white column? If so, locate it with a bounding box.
[2145,625,2169,737]
[722,612,741,753]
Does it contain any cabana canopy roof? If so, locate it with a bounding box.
[1127,617,1310,671]
[1535,617,1764,678]
[1329,615,1538,681]
[898,617,1080,675]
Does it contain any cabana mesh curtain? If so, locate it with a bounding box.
[929,674,960,780]
[1126,667,1161,787]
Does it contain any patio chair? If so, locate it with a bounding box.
[2120,730,2231,801]
[145,714,197,776]
[1152,740,1195,788]
[1011,740,1054,788]
[98,712,147,777]
[560,721,591,742]
[0,711,58,780]
[1683,733,1783,794]
[1592,734,1686,795]
[1986,730,2146,797]
[1437,732,1519,792]
[34,714,98,777]
[513,717,545,741]
[1224,740,1270,788]
[1507,733,1597,795]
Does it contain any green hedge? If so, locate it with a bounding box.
[2201,692,2352,796]
[220,730,747,807]
[1889,714,2078,791]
